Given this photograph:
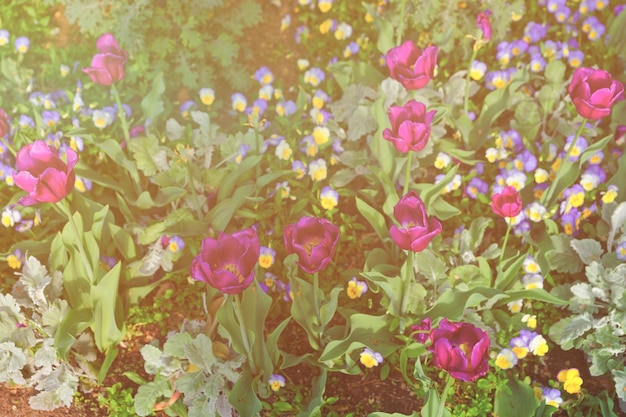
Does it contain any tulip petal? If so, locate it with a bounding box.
[13,171,38,193]
[31,168,69,203]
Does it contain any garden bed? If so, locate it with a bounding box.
[1,0,626,416]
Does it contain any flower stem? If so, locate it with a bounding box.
[499,221,512,265]
[403,150,413,196]
[396,0,408,45]
[56,199,94,283]
[313,271,324,347]
[435,374,455,417]
[463,47,479,117]
[540,119,586,206]
[399,250,414,333]
[233,293,257,374]
[0,136,17,157]
[111,84,130,145]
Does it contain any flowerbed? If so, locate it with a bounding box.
[1,0,626,416]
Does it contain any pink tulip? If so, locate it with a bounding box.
[284,216,340,274]
[476,10,492,42]
[83,33,128,86]
[568,67,624,120]
[14,140,78,206]
[386,41,438,90]
[390,191,442,252]
[428,319,490,382]
[190,228,260,294]
[383,100,435,153]
[491,186,522,218]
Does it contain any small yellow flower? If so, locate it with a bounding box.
[495,348,518,369]
[557,368,583,394]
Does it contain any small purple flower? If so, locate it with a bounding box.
[254,66,274,85]
[466,177,489,199]
[15,36,30,53]
[568,50,584,68]
[523,22,548,43]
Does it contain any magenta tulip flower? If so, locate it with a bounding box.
[383,100,436,153]
[476,10,492,42]
[428,318,490,382]
[568,67,624,120]
[83,33,128,86]
[410,317,432,344]
[284,216,340,274]
[14,140,78,206]
[190,228,260,294]
[386,41,438,90]
[390,191,442,252]
[491,186,522,218]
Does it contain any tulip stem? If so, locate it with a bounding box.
[540,119,586,207]
[56,199,95,284]
[499,221,512,265]
[403,150,413,196]
[463,47,479,119]
[111,84,130,145]
[396,0,408,45]
[435,374,454,417]
[313,271,324,347]
[399,250,414,333]
[0,136,17,157]
[233,293,257,374]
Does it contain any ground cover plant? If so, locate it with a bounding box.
[1,0,626,416]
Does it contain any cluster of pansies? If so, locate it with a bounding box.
[475,1,625,91]
[0,29,30,54]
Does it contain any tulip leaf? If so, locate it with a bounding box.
[209,184,255,232]
[356,197,388,245]
[228,367,262,417]
[319,314,397,363]
[91,262,125,353]
[425,286,502,321]
[494,252,526,290]
[494,375,539,417]
[579,134,612,166]
[140,71,165,122]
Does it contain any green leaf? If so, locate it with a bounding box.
[319,314,397,362]
[559,313,593,344]
[140,72,165,122]
[229,368,262,417]
[570,239,603,265]
[544,60,566,85]
[376,18,394,54]
[127,135,167,177]
[134,380,171,417]
[612,369,626,402]
[91,262,125,352]
[355,197,388,244]
[608,201,626,251]
[184,334,216,371]
[494,375,539,417]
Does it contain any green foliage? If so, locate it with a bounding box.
[56,0,262,91]
[0,256,96,411]
[132,330,243,417]
[550,261,626,405]
[98,382,137,417]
